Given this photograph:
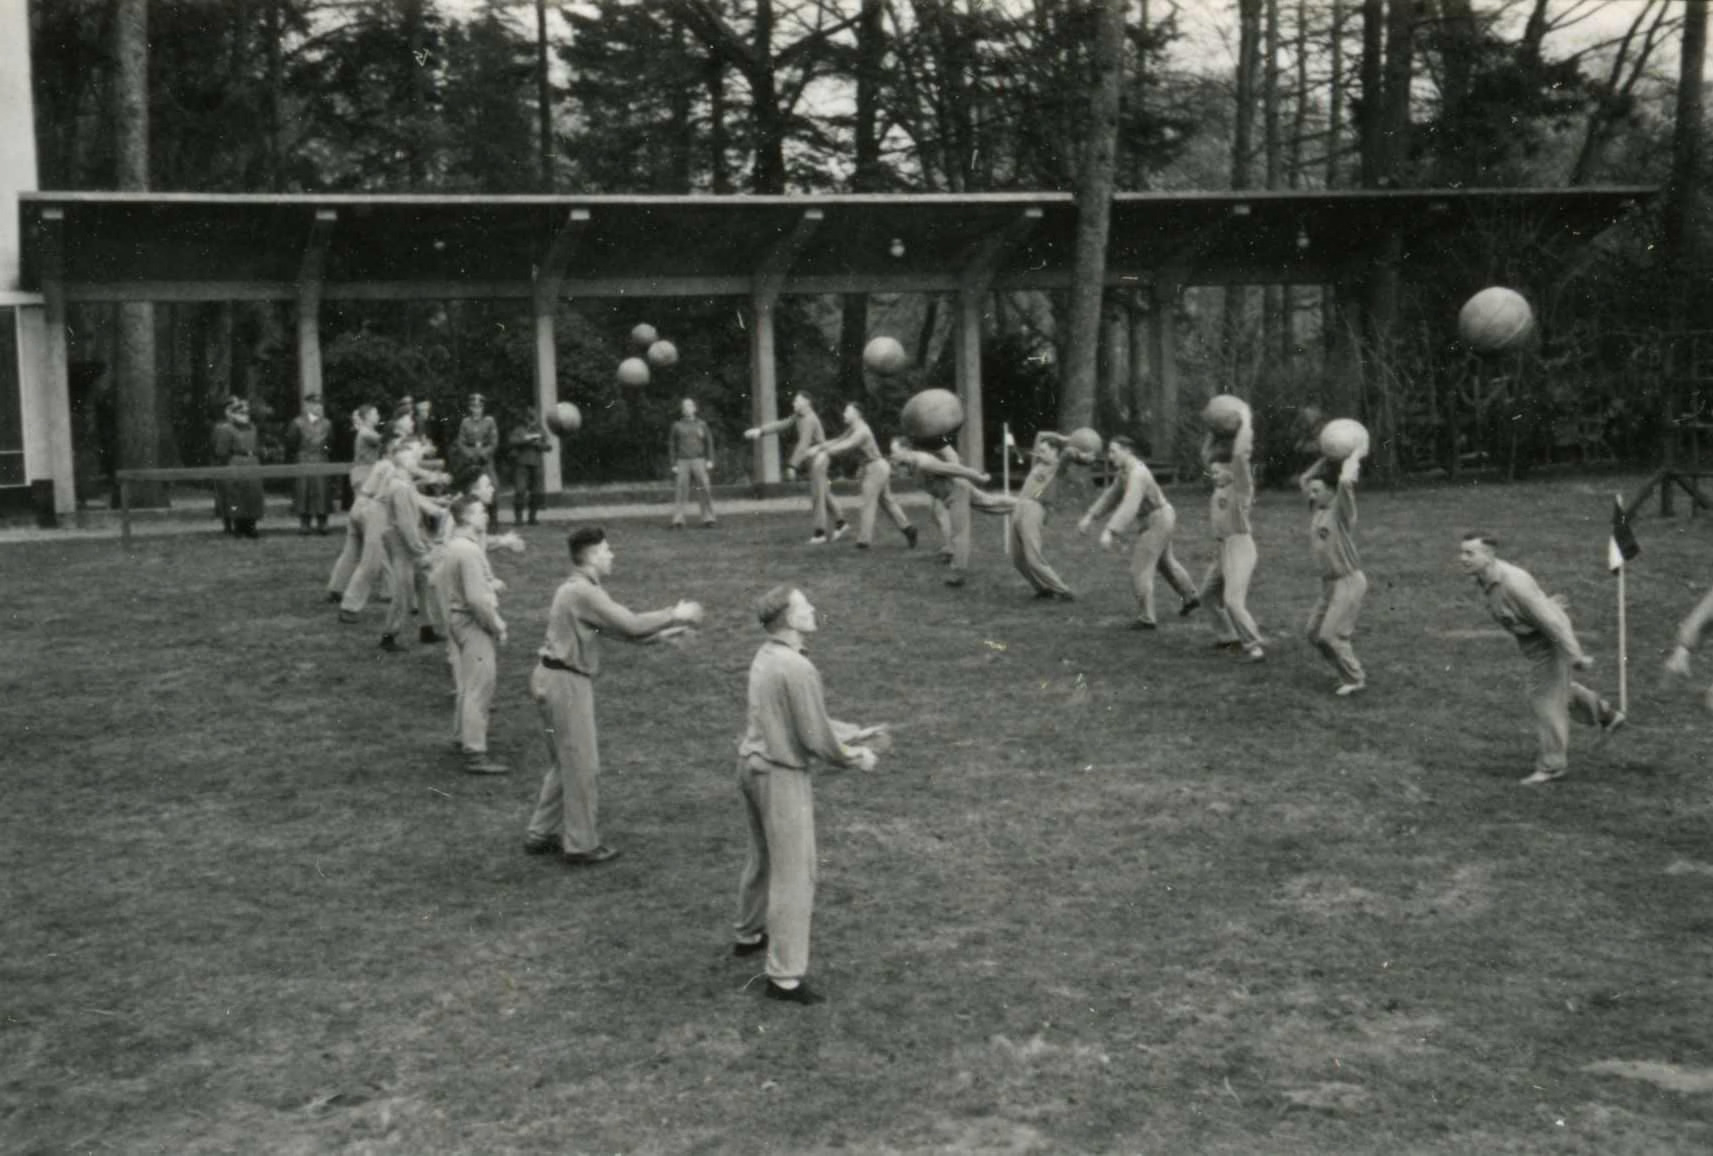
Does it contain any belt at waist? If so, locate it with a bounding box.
[540,655,593,676]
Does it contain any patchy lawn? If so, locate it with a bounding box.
[2,474,1711,1154]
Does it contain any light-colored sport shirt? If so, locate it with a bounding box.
[1310,479,1361,578]
[1087,457,1170,536]
[737,639,858,771]
[538,568,676,678]
[758,411,828,469]
[1477,559,1585,658]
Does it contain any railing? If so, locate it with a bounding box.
[115,463,353,546]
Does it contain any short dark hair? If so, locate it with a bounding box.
[568,525,607,563]
[450,464,488,493]
[1110,435,1137,455]
[449,494,483,525]
[754,584,798,631]
[1462,531,1500,548]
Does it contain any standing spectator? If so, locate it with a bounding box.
[213,397,265,539]
[668,397,719,529]
[455,393,501,524]
[508,406,551,526]
[286,393,334,536]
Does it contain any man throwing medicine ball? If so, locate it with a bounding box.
[524,526,704,865]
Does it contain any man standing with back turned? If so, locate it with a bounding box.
[1459,532,1625,784]
[733,584,880,1005]
[524,527,704,864]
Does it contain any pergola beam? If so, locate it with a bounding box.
[296,210,336,403]
[533,208,591,496]
[750,209,824,484]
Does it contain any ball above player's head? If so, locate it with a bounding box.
[1066,427,1104,460]
[617,357,651,387]
[900,388,965,441]
[863,335,909,375]
[646,339,678,369]
[545,401,582,437]
[630,322,658,347]
[1202,393,1248,435]
[1458,286,1536,355]
[1318,417,1370,461]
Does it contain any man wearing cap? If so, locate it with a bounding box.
[744,392,849,544]
[286,393,334,536]
[455,393,501,524]
[1459,531,1626,784]
[508,407,551,526]
[213,397,265,539]
[808,403,917,550]
[1080,436,1198,625]
[524,526,704,864]
[668,397,719,529]
[732,584,880,1005]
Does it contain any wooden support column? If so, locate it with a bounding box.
[1148,271,1181,464]
[957,208,1042,468]
[533,208,589,494]
[750,209,823,485]
[35,210,74,514]
[296,210,335,404]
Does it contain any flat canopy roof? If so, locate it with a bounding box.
[18,188,1655,302]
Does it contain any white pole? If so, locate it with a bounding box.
[1618,560,1629,716]
[1002,422,1013,557]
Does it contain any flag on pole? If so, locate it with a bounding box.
[1607,495,1640,573]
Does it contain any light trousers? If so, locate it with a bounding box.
[1521,636,1610,774]
[1201,532,1263,648]
[1306,572,1367,684]
[857,459,911,545]
[382,532,442,638]
[336,505,393,611]
[1130,506,1197,623]
[526,665,604,854]
[447,615,497,754]
[1007,497,1073,597]
[672,458,716,524]
[807,454,843,534]
[1676,584,1713,652]
[734,759,817,985]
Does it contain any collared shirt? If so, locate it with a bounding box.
[1087,457,1169,535]
[1019,441,1064,503]
[737,638,853,770]
[758,410,827,469]
[287,415,331,462]
[538,568,677,678]
[1209,454,1254,539]
[383,474,431,557]
[456,415,499,463]
[434,529,503,635]
[670,417,713,461]
[1477,559,1583,657]
[1309,479,1361,578]
[819,417,884,465]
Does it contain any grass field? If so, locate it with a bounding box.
[3,473,1712,1154]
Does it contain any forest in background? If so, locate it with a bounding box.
[27,0,1712,492]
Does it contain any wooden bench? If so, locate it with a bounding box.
[115,463,353,546]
